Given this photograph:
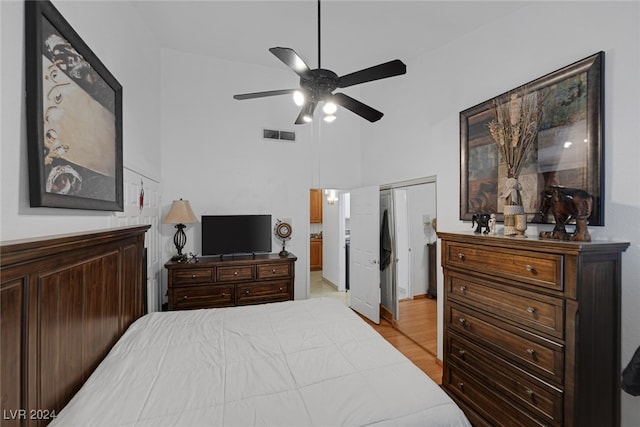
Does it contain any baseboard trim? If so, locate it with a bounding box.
[380,304,393,324]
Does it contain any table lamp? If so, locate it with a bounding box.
[163,199,197,261]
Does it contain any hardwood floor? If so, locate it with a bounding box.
[395,296,438,357]
[358,309,443,385]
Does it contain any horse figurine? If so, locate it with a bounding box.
[538,185,593,242]
[471,213,491,234]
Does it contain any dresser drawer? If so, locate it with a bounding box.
[445,366,549,427]
[171,284,235,310]
[447,305,564,384]
[216,265,254,282]
[447,273,564,338]
[448,332,563,425]
[256,263,291,279]
[236,281,290,305]
[444,243,563,291]
[172,268,214,285]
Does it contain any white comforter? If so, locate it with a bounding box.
[51,298,471,427]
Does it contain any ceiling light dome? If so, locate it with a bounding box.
[293,90,305,106]
[323,101,337,114]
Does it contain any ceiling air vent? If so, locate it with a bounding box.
[263,129,296,142]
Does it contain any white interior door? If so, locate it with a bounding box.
[111,169,161,312]
[349,185,380,323]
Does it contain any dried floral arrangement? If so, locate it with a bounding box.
[487,87,545,205]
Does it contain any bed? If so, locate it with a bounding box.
[1,227,470,427]
[50,297,470,426]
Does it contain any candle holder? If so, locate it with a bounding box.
[514,213,528,238]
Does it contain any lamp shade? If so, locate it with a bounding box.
[163,199,197,224]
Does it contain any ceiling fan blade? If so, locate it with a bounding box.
[269,47,312,78]
[294,110,306,125]
[338,59,407,88]
[294,101,317,125]
[332,93,383,122]
[233,89,298,100]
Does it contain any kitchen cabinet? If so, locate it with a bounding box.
[310,239,323,271]
[310,189,323,223]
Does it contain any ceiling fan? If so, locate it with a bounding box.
[233,0,407,124]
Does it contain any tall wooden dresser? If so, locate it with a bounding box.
[438,232,629,427]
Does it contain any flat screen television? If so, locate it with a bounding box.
[201,214,272,256]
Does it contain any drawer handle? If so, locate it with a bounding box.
[525,264,535,273]
[221,292,226,297]
[458,382,464,391]
[458,253,465,260]
[526,389,535,399]
[526,348,536,357]
[458,317,467,326]
[272,269,277,273]
[526,306,536,314]
[245,290,250,294]
[458,350,466,358]
[234,271,238,276]
[459,286,467,293]
[183,295,188,299]
[191,274,196,279]
[279,287,283,291]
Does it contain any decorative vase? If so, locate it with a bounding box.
[514,213,528,238]
[503,204,524,236]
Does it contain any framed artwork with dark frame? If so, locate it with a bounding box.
[25,0,123,211]
[460,52,604,225]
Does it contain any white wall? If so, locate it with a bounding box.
[359,3,640,425]
[406,183,437,297]
[0,0,162,241]
[159,49,362,301]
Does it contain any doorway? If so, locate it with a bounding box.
[307,180,437,348]
[379,178,437,355]
[309,188,350,306]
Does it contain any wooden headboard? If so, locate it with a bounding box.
[1,225,150,426]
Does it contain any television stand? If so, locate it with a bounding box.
[165,252,297,310]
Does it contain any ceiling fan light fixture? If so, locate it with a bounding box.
[323,114,336,123]
[293,90,305,106]
[322,101,337,114]
[232,0,407,125]
[302,104,313,122]
[300,101,316,123]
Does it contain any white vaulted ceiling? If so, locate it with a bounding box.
[131,1,529,74]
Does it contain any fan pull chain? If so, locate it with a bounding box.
[317,0,321,69]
